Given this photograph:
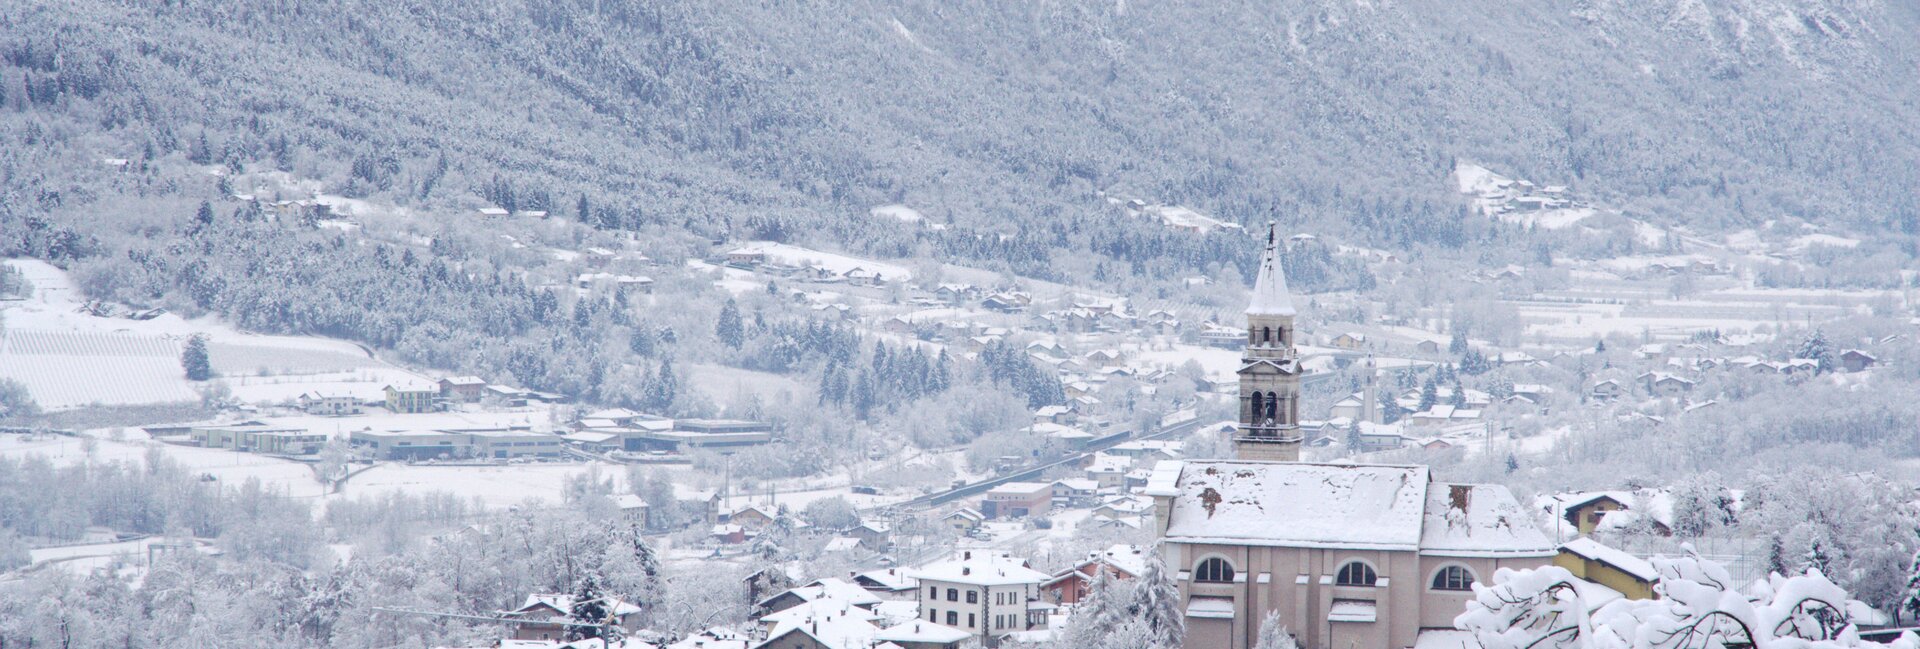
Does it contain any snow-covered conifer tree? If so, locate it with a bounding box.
[1128,545,1184,648]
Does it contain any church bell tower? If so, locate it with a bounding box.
[1234,223,1303,462]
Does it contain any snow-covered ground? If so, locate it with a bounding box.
[870,204,926,223]
[0,259,429,410]
[685,363,810,410]
[0,433,326,500]
[731,242,913,282]
[332,462,621,510]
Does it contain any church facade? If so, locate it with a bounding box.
[1145,226,1555,649]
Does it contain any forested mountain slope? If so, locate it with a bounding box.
[5,0,1917,251]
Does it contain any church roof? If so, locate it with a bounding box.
[1418,484,1556,557]
[1154,461,1555,557]
[1246,224,1297,317]
[1159,461,1430,550]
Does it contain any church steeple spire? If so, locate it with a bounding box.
[1246,222,1296,318]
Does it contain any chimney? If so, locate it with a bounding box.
[963,567,971,576]
[964,551,972,560]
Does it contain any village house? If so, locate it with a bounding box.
[1637,372,1696,397]
[980,482,1052,520]
[727,505,779,530]
[851,568,920,599]
[1840,349,1877,373]
[1555,538,1660,601]
[439,376,488,402]
[1199,321,1246,349]
[1589,378,1626,401]
[297,391,362,416]
[840,521,892,551]
[1330,332,1369,350]
[943,508,985,532]
[1040,544,1149,605]
[1092,495,1151,520]
[1536,492,1633,538]
[614,494,648,524]
[910,552,1052,646]
[981,292,1029,313]
[874,620,972,649]
[1050,478,1100,505]
[757,578,884,615]
[751,598,882,649]
[502,593,643,641]
[384,381,439,413]
[726,247,767,267]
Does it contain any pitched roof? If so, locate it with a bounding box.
[852,568,918,591]
[1245,224,1297,317]
[1159,461,1431,550]
[1418,484,1556,557]
[1559,538,1660,582]
[874,621,971,644]
[909,553,1048,586]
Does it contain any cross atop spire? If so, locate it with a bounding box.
[1246,222,1296,317]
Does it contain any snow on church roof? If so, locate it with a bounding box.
[1160,461,1430,550]
[1246,224,1297,317]
[1418,484,1556,557]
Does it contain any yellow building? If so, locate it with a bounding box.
[1554,538,1659,600]
[1544,492,1633,537]
[383,382,438,414]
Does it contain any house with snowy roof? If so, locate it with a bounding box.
[502,593,644,641]
[1555,538,1659,601]
[758,578,885,615]
[1039,544,1150,605]
[1840,349,1877,373]
[751,597,884,649]
[873,620,970,649]
[852,568,920,598]
[297,391,363,416]
[908,552,1052,646]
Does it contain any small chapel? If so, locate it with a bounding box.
[1145,226,1555,649]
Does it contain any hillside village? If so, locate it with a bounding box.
[5,169,1919,649]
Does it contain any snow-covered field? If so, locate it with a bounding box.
[334,462,621,510]
[733,242,913,282]
[685,363,810,411]
[0,259,427,410]
[0,433,326,500]
[870,204,926,223]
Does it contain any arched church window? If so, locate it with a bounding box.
[1264,391,1278,420]
[1335,561,1377,587]
[1432,565,1475,591]
[1249,392,1264,421]
[1195,557,1235,583]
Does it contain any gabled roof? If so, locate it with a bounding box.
[1560,538,1660,582]
[875,621,970,644]
[1246,224,1297,317]
[853,568,918,591]
[754,601,881,649]
[909,553,1048,586]
[511,593,643,618]
[1159,461,1431,550]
